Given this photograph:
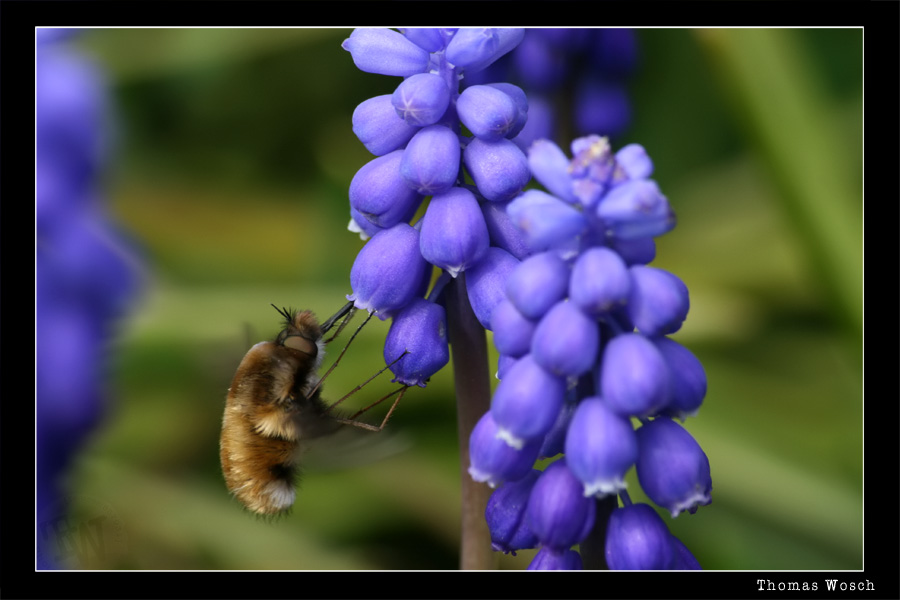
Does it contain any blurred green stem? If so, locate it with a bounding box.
[696,29,862,350]
[446,273,497,570]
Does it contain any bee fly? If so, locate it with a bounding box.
[220,301,408,516]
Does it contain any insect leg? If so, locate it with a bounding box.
[335,384,409,432]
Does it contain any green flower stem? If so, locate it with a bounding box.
[446,273,497,570]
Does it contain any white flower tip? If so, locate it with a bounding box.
[494,427,525,450]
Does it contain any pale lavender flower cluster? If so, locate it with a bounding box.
[470,135,711,570]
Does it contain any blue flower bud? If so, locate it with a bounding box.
[627,266,689,336]
[495,354,518,380]
[391,73,452,127]
[569,246,631,317]
[527,139,577,204]
[485,469,540,553]
[596,179,675,240]
[463,137,531,202]
[348,223,430,318]
[480,200,531,260]
[465,246,519,330]
[565,397,638,497]
[419,186,489,277]
[654,337,706,418]
[400,28,447,53]
[574,79,631,139]
[490,299,535,358]
[468,411,542,487]
[352,95,419,156]
[599,333,670,417]
[505,251,569,320]
[605,503,674,570]
[531,301,599,378]
[526,459,596,550]
[636,418,712,517]
[445,28,525,73]
[342,28,430,77]
[383,298,449,387]
[528,547,583,570]
[610,236,656,266]
[457,85,519,141]
[616,143,653,180]
[491,354,565,449]
[349,150,423,229]
[512,33,567,93]
[506,189,587,252]
[670,535,702,569]
[400,125,460,195]
[348,205,385,240]
[485,83,528,138]
[511,96,554,151]
[538,395,576,460]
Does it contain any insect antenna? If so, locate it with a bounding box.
[305,308,376,401]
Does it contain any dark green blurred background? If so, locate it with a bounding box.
[60,28,862,570]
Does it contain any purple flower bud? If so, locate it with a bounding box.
[400,125,460,195]
[654,337,707,418]
[528,547,583,570]
[469,411,542,487]
[512,33,567,93]
[490,299,535,358]
[596,179,675,240]
[351,95,419,156]
[605,503,674,570]
[505,251,570,320]
[491,354,565,449]
[383,298,449,387]
[463,137,531,202]
[348,205,385,240]
[348,223,431,318]
[538,396,576,460]
[480,199,531,260]
[349,150,422,229]
[495,354,518,380]
[636,418,712,517]
[531,301,599,378]
[465,246,519,330]
[457,85,519,141]
[419,186,489,277]
[485,83,528,138]
[342,28,430,77]
[565,397,638,497]
[400,28,447,53]
[616,143,653,180]
[526,459,596,550]
[627,266,690,336]
[527,139,577,204]
[391,73,452,127]
[511,96,554,151]
[610,236,656,266]
[574,79,631,138]
[569,247,631,317]
[599,333,670,417]
[445,28,525,73]
[506,190,587,252]
[485,469,540,554]
[670,535,702,569]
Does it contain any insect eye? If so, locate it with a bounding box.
[282,335,317,356]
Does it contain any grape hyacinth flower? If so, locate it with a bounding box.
[472,134,710,569]
[464,28,639,146]
[36,29,141,569]
[342,28,710,571]
[343,28,531,388]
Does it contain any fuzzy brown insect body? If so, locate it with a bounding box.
[220,308,344,516]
